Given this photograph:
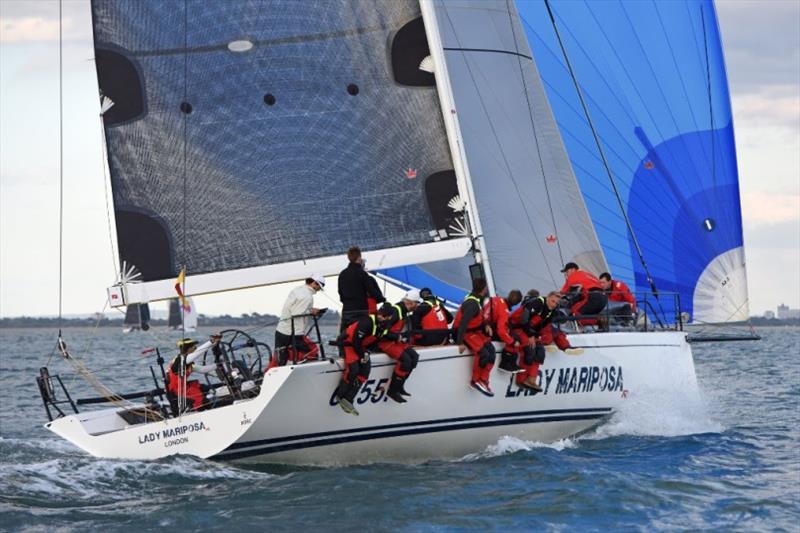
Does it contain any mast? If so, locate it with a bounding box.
[419,0,497,295]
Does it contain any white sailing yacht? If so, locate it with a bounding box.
[38,0,747,464]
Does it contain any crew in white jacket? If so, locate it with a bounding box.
[273,273,325,365]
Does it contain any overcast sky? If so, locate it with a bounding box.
[1,0,798,318]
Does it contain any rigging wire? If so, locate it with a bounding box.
[97,119,118,278]
[505,0,564,267]
[543,0,666,317]
[700,5,716,191]
[57,0,64,338]
[700,3,726,233]
[179,0,189,414]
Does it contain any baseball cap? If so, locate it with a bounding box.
[403,289,422,302]
[560,262,579,273]
[310,273,326,288]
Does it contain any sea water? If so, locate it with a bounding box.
[0,326,798,531]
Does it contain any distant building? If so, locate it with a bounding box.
[763,310,775,319]
[777,304,800,320]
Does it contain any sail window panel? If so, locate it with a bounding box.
[91,0,459,284]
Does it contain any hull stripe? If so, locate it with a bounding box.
[214,408,611,460]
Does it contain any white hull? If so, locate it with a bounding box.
[45,332,697,465]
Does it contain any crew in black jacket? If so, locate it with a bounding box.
[338,246,385,333]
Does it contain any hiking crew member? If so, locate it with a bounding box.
[453,278,496,397]
[560,262,608,327]
[166,336,221,412]
[599,272,637,312]
[334,307,394,416]
[270,274,325,369]
[376,291,422,403]
[510,292,570,391]
[483,289,523,374]
[411,287,453,346]
[338,246,385,333]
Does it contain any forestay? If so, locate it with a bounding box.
[91,0,471,305]
[518,0,748,323]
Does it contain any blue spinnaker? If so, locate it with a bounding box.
[517,0,748,322]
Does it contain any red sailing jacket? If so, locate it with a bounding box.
[608,279,636,310]
[344,315,382,357]
[482,296,514,345]
[510,296,554,336]
[561,270,603,300]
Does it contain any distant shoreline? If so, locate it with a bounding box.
[1,313,796,329]
[0,312,342,329]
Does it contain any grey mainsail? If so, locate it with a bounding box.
[92,0,472,304]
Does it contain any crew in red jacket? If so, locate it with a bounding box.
[376,291,422,403]
[510,292,571,391]
[483,290,523,374]
[411,288,453,346]
[560,262,608,327]
[453,278,495,397]
[334,307,394,416]
[166,337,220,413]
[599,272,636,311]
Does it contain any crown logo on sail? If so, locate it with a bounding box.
[405,168,417,179]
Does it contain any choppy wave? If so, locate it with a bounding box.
[2,327,799,531]
[0,436,276,504]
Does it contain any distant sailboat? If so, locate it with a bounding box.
[167,298,197,332]
[122,303,149,333]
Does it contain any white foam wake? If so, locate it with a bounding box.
[458,435,577,461]
[586,387,724,439]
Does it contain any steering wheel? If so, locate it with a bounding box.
[200,329,270,395]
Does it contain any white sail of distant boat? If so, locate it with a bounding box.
[37,0,753,465]
[167,298,197,333]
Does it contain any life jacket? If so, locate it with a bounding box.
[530,296,555,333]
[420,298,448,330]
[453,294,484,332]
[388,303,406,334]
[344,314,381,349]
[510,295,539,328]
[166,355,193,396]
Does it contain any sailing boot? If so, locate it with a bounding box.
[337,381,361,416]
[387,374,408,404]
[498,351,523,374]
[522,376,543,393]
